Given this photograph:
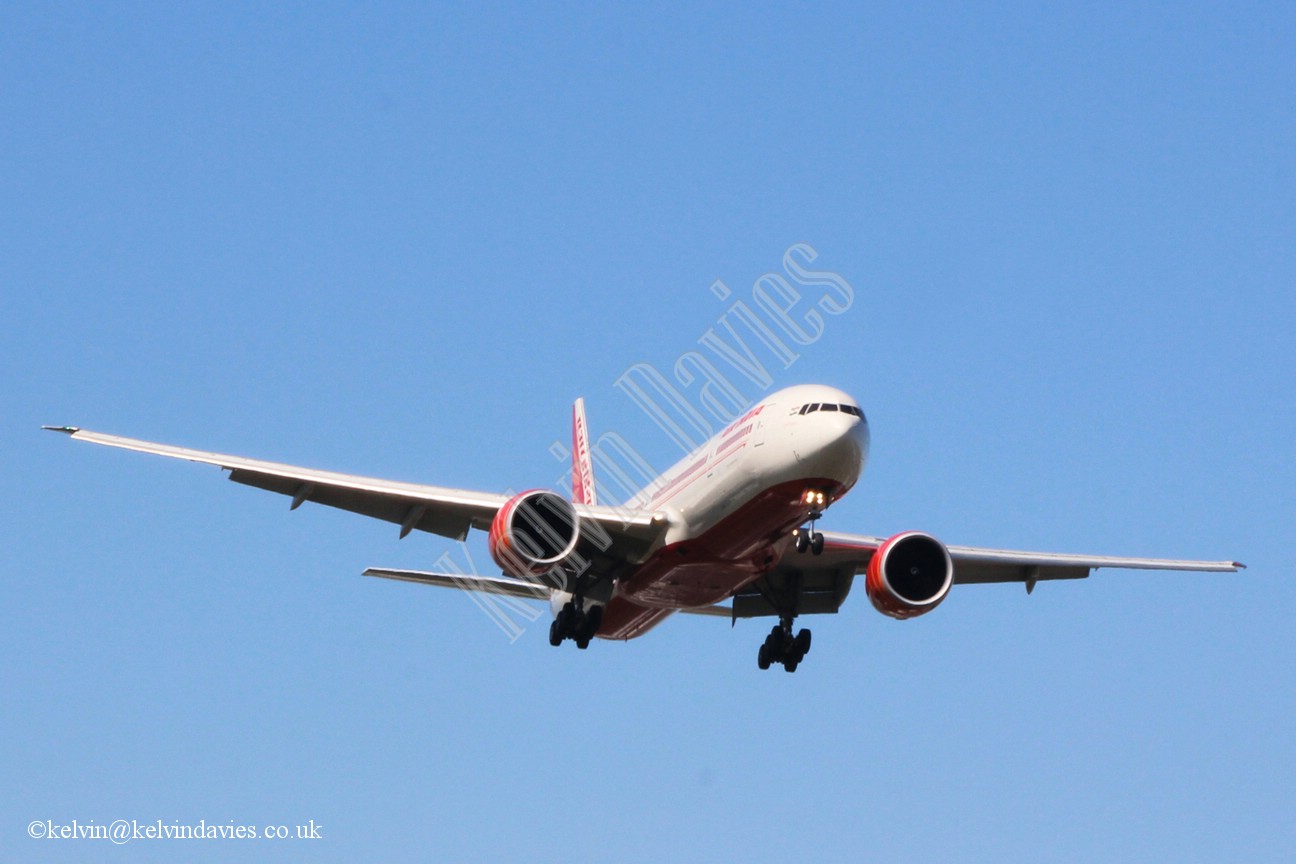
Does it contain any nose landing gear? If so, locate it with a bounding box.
[794,528,825,555]
[794,488,829,556]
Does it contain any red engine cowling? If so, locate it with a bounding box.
[488,489,581,578]
[865,531,954,619]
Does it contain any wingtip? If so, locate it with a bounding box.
[42,425,80,434]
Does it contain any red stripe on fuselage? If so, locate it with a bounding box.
[596,476,846,640]
[643,405,766,509]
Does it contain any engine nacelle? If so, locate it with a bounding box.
[488,490,581,578]
[865,531,954,619]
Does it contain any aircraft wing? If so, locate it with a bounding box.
[43,427,661,547]
[723,529,1243,619]
[814,531,1242,584]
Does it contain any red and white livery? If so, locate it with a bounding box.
[45,384,1243,671]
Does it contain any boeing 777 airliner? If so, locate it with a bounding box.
[45,384,1242,672]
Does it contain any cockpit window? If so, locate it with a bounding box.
[798,402,863,416]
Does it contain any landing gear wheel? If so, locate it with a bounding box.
[810,532,825,556]
[756,616,817,671]
[551,599,600,650]
[557,601,576,630]
[586,604,604,637]
[795,531,810,553]
[766,625,783,654]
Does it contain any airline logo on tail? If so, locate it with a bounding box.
[571,398,596,505]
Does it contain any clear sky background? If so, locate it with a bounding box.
[3,3,1293,862]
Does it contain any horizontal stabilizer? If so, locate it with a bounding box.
[363,567,551,600]
[365,567,734,619]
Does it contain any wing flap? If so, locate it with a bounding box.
[729,560,858,619]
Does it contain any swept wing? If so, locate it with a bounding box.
[43,427,659,549]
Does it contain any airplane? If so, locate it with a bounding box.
[44,383,1243,672]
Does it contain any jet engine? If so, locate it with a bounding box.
[865,531,954,619]
[488,489,581,578]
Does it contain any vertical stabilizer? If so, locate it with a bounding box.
[571,398,596,505]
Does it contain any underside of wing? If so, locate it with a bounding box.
[48,427,508,539]
[44,427,663,552]
[729,559,859,619]
[716,529,1243,620]
[810,530,1241,583]
[940,544,1244,585]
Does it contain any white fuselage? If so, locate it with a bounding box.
[570,385,870,638]
[631,384,870,551]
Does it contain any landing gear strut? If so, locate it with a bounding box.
[794,495,826,556]
[757,615,812,672]
[549,599,603,650]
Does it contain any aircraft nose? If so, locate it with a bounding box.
[796,409,869,485]
[849,411,870,459]
[833,411,870,467]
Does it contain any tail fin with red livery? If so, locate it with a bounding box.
[571,398,596,505]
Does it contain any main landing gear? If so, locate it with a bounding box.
[549,599,603,650]
[757,616,812,673]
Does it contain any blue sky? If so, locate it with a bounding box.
[3,2,1293,861]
